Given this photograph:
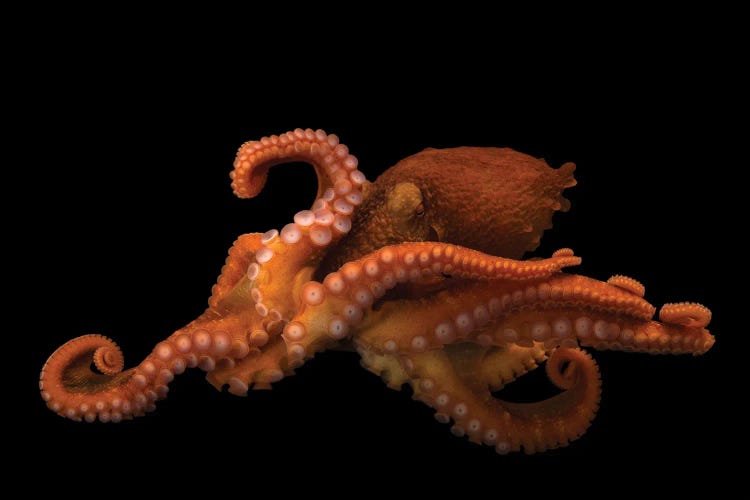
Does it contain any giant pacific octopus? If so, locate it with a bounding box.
[40,128,714,454]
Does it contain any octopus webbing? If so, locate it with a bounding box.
[39,128,715,454]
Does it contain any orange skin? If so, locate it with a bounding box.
[317,147,576,274]
[40,128,714,453]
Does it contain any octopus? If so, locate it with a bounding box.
[39,128,715,454]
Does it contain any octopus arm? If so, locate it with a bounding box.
[228,130,373,322]
[231,128,362,202]
[355,346,411,390]
[40,314,254,422]
[209,233,264,312]
[405,347,600,454]
[281,243,582,361]
[444,342,548,392]
[356,341,548,395]
[39,129,373,423]
[349,273,713,356]
[355,312,596,453]
[206,337,290,394]
[280,242,713,455]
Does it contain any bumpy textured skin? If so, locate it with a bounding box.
[40,129,714,454]
[318,147,575,274]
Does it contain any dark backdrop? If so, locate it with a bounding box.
[19,79,731,486]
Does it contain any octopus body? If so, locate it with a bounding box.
[40,129,714,454]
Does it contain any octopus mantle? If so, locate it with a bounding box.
[40,128,714,454]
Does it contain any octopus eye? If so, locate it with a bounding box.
[415,203,425,217]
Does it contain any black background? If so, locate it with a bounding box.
[15,41,735,490]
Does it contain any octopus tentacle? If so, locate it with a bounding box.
[92,340,125,375]
[445,342,548,392]
[406,347,601,454]
[606,274,646,297]
[351,275,712,356]
[283,242,712,364]
[206,336,290,394]
[355,345,411,390]
[40,317,253,422]
[41,334,139,422]
[229,130,370,326]
[209,233,265,312]
[356,342,548,408]
[659,302,712,328]
[281,242,581,362]
[41,131,371,421]
[231,128,363,203]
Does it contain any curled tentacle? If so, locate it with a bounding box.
[355,334,593,454]
[92,340,124,375]
[41,335,137,422]
[40,318,252,422]
[659,302,712,328]
[230,129,370,324]
[407,346,600,454]
[231,128,364,203]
